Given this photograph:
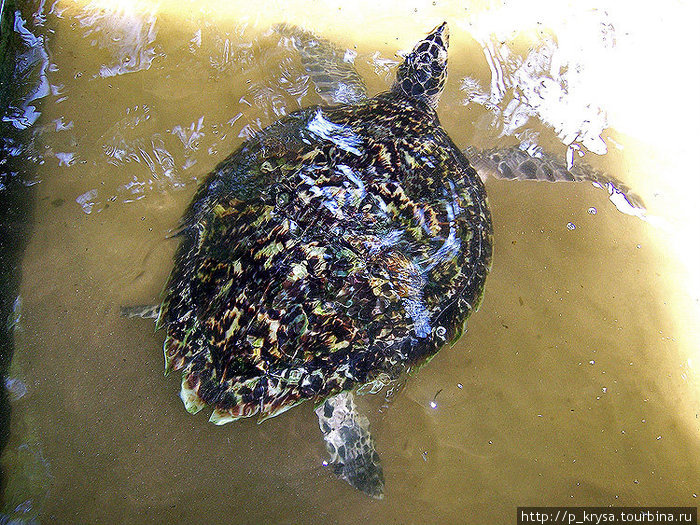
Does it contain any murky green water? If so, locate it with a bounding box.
[2,0,699,523]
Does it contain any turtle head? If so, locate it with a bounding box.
[392,22,449,110]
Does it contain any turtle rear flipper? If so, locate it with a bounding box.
[274,24,368,105]
[119,304,160,319]
[316,391,384,499]
[464,145,646,216]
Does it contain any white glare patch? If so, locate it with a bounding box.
[54,117,73,131]
[337,164,366,202]
[55,152,76,166]
[343,49,357,64]
[77,2,159,78]
[306,109,362,155]
[461,13,615,155]
[190,29,202,49]
[404,297,431,339]
[4,377,27,401]
[172,116,205,151]
[331,84,364,105]
[567,222,576,230]
[429,401,438,409]
[3,11,50,130]
[591,181,668,228]
[76,189,98,214]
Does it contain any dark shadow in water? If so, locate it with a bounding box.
[0,0,42,508]
[0,151,33,508]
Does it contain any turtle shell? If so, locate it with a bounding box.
[160,91,493,424]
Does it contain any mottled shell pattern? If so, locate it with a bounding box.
[159,23,493,424]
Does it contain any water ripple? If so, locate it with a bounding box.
[461,29,612,155]
[77,2,159,78]
[2,9,50,130]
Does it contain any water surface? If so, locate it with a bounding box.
[2,0,699,523]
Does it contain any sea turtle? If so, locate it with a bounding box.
[124,22,644,499]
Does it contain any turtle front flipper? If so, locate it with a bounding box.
[315,391,384,499]
[274,24,368,105]
[463,145,646,217]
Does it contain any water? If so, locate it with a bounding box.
[2,0,699,523]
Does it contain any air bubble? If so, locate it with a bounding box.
[566,222,576,230]
[587,207,597,215]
